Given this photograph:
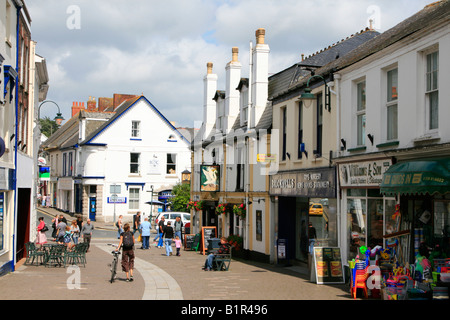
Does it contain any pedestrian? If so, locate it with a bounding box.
[76,215,83,235]
[133,211,141,235]
[115,223,135,282]
[51,214,59,241]
[70,219,80,247]
[174,216,183,244]
[41,194,46,207]
[139,217,152,249]
[36,217,48,248]
[202,237,230,271]
[175,235,182,256]
[46,195,51,207]
[56,217,67,244]
[81,218,94,252]
[157,216,165,248]
[116,215,123,239]
[163,221,174,256]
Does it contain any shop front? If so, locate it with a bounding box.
[338,158,395,262]
[270,167,337,263]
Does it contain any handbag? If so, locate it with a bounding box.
[41,225,49,232]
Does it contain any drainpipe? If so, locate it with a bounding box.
[12,0,23,271]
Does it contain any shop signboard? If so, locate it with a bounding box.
[38,166,50,181]
[184,234,195,250]
[270,167,336,198]
[311,247,345,284]
[201,226,216,255]
[339,159,392,187]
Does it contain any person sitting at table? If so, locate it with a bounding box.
[202,237,230,271]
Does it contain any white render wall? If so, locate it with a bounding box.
[338,25,450,152]
[81,98,191,221]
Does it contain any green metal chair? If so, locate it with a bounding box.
[45,245,67,267]
[67,243,88,267]
[24,242,45,265]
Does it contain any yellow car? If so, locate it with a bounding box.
[309,203,323,215]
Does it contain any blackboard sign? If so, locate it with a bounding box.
[201,226,216,255]
[311,247,345,284]
[184,234,195,251]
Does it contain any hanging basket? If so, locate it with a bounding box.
[233,203,246,219]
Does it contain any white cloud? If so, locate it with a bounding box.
[28,0,435,127]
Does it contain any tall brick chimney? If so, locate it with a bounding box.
[87,96,96,111]
[71,101,85,117]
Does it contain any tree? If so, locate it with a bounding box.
[39,117,60,138]
[168,182,191,212]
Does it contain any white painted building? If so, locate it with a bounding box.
[324,1,450,263]
[78,96,192,223]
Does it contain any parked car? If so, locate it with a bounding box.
[309,203,323,215]
[155,212,191,232]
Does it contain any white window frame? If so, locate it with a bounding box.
[386,67,398,141]
[129,187,140,210]
[425,50,439,131]
[356,80,366,146]
[130,152,140,174]
[131,120,140,138]
[166,153,177,174]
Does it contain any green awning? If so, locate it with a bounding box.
[380,158,450,196]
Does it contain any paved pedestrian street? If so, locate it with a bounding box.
[0,237,351,302]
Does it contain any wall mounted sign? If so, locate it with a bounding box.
[339,159,392,188]
[200,165,220,192]
[270,167,336,198]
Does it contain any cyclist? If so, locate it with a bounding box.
[116,223,135,282]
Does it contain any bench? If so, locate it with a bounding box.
[212,245,234,271]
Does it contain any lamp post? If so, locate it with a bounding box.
[38,100,65,125]
[299,75,331,112]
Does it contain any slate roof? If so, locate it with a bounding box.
[317,0,450,77]
[269,28,380,101]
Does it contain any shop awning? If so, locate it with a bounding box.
[380,158,450,195]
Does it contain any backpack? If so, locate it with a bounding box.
[122,232,134,248]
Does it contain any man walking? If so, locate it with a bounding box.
[174,216,183,244]
[139,217,152,249]
[81,218,94,252]
[157,216,165,248]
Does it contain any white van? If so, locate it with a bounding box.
[155,211,191,232]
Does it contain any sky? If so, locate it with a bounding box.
[27,0,435,128]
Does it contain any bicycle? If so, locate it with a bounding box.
[108,244,121,283]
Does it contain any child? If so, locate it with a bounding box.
[175,236,182,256]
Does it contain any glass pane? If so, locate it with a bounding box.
[429,91,439,130]
[357,82,366,111]
[368,199,384,247]
[434,201,449,238]
[384,200,399,236]
[387,104,398,140]
[357,114,366,145]
[347,189,366,197]
[347,198,367,260]
[387,69,398,102]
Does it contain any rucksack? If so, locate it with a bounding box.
[122,232,134,248]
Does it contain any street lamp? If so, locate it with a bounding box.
[299,75,331,112]
[182,169,191,184]
[38,100,65,125]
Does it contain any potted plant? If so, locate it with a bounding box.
[233,203,246,219]
[187,199,203,211]
[215,202,229,215]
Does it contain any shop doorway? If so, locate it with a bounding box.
[16,188,31,261]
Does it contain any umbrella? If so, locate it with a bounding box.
[145,200,166,206]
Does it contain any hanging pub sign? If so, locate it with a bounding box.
[200,165,220,192]
[270,167,336,198]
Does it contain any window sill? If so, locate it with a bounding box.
[347,146,367,152]
[130,138,142,141]
[412,133,440,144]
[376,141,399,148]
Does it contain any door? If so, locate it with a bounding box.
[89,197,97,221]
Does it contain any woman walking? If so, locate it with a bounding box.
[115,223,135,282]
[163,221,174,256]
[36,217,48,247]
[70,219,80,248]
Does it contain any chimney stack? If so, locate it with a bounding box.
[250,28,269,128]
[87,96,96,111]
[224,47,241,133]
[203,62,218,140]
[71,101,85,117]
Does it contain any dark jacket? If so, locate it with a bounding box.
[218,242,230,254]
[163,225,174,239]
